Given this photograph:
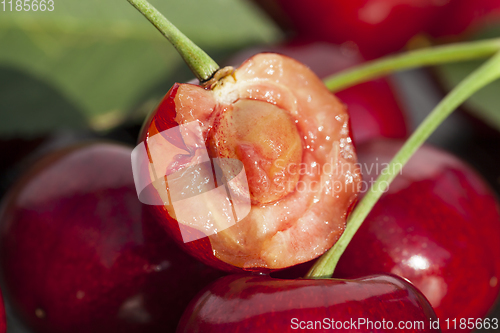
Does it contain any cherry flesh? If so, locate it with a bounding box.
[226,41,409,145]
[0,142,225,333]
[177,273,440,332]
[334,140,500,332]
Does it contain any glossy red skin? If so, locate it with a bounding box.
[0,142,225,333]
[334,140,500,332]
[337,80,408,144]
[226,42,408,145]
[177,273,440,332]
[252,0,446,59]
[427,0,500,38]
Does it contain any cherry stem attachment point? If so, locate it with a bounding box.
[126,0,220,83]
[324,38,500,92]
[308,50,500,279]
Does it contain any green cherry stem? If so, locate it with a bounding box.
[126,0,219,83]
[324,38,500,92]
[307,51,500,279]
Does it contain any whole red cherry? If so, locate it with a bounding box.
[334,140,500,332]
[177,273,441,332]
[251,0,448,59]
[226,41,408,144]
[135,53,362,272]
[0,142,224,333]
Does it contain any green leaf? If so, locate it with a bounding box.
[434,25,500,132]
[0,0,281,137]
[0,66,87,136]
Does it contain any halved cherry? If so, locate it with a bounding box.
[136,53,361,271]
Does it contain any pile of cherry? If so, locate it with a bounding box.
[1,0,500,332]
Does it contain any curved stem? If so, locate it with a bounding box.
[127,0,219,82]
[307,51,500,279]
[324,38,500,92]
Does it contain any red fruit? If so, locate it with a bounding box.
[335,140,500,332]
[427,0,500,38]
[252,0,447,59]
[177,273,440,332]
[135,53,362,271]
[226,42,409,144]
[0,142,225,333]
